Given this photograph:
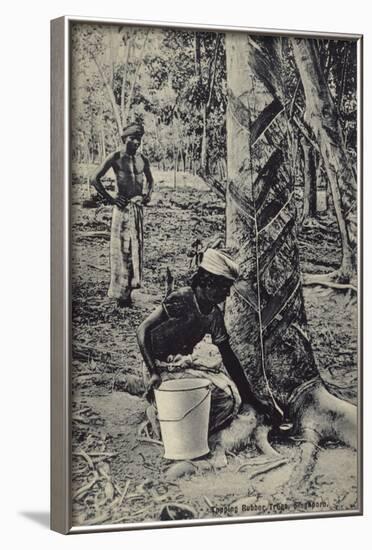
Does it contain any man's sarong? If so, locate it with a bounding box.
[108,197,144,300]
[144,349,241,435]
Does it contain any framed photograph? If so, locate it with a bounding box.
[51,15,363,534]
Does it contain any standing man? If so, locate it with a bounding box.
[91,123,154,307]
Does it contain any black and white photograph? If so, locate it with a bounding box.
[52,17,361,532]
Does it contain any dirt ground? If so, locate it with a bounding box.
[70,167,359,527]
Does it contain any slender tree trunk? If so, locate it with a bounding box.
[224,33,317,413]
[338,43,350,112]
[84,140,90,164]
[201,104,208,172]
[123,30,150,126]
[153,115,165,168]
[311,155,328,212]
[86,173,91,199]
[220,158,227,180]
[100,126,106,162]
[173,145,178,189]
[219,159,226,180]
[185,138,190,172]
[323,41,336,82]
[91,54,122,139]
[291,38,356,280]
[108,27,115,87]
[194,33,201,78]
[191,134,196,174]
[301,137,317,219]
[121,31,133,125]
[324,181,331,212]
[200,34,221,174]
[99,109,107,162]
[194,33,205,173]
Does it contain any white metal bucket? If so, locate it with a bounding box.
[154,378,211,460]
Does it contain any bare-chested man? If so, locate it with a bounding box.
[91,123,154,307]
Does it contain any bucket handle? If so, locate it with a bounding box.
[158,388,210,423]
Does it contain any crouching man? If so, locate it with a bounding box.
[136,248,272,436]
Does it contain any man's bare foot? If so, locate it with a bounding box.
[117,296,132,308]
[212,444,228,469]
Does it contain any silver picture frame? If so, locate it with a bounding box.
[51,15,363,534]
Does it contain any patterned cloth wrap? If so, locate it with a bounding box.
[108,196,144,300]
[145,339,242,435]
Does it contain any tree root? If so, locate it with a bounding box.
[253,425,281,458]
[302,272,357,292]
[74,471,100,500]
[235,456,285,473]
[249,458,289,479]
[76,448,95,469]
[137,436,164,447]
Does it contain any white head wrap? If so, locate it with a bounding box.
[199,249,239,281]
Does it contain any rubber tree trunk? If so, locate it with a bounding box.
[291,38,356,281]
[301,137,317,219]
[224,33,318,414]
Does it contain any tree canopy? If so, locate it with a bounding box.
[71,24,227,175]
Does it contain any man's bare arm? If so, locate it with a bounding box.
[217,340,278,421]
[143,157,154,204]
[137,306,168,400]
[137,305,167,376]
[91,154,116,204]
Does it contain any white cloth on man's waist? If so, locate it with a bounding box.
[108,196,144,300]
